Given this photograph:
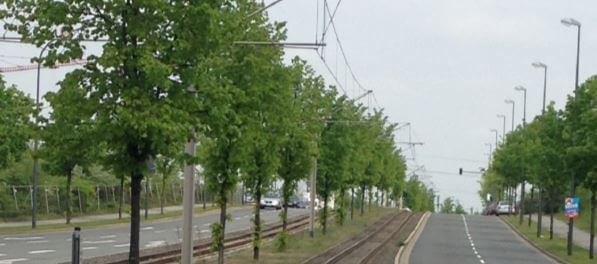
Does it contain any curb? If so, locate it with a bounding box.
[499,216,569,264]
[394,212,430,264]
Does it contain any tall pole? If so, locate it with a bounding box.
[181,131,196,264]
[32,42,52,228]
[491,129,498,148]
[515,86,527,225]
[561,17,581,257]
[497,115,506,144]
[309,156,317,238]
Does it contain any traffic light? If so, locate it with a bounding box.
[459,168,463,175]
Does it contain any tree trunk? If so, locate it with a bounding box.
[368,188,372,212]
[550,194,554,240]
[322,194,328,235]
[283,200,288,231]
[381,191,385,208]
[529,187,534,227]
[65,171,72,224]
[160,175,165,215]
[537,187,543,238]
[360,186,365,216]
[350,188,354,220]
[519,181,525,225]
[119,176,124,220]
[217,186,228,264]
[129,171,143,263]
[253,187,261,260]
[590,189,595,259]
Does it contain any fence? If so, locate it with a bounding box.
[0,180,246,220]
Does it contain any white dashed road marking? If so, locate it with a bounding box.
[0,243,5,246]
[234,217,241,220]
[25,240,48,244]
[0,258,28,264]
[28,250,55,254]
[82,240,116,244]
[114,243,129,248]
[141,226,154,231]
[154,230,166,234]
[145,241,166,248]
[0,254,5,257]
[100,235,117,239]
[82,247,98,250]
[462,214,485,264]
[200,229,209,233]
[4,237,44,241]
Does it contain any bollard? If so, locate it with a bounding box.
[72,227,81,264]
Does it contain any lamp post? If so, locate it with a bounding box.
[497,115,506,144]
[505,99,515,132]
[561,17,582,257]
[532,62,548,113]
[490,129,499,147]
[515,86,527,225]
[485,143,492,168]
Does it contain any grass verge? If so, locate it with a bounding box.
[0,205,248,234]
[201,207,396,264]
[503,215,597,264]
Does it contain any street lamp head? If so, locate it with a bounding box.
[504,99,514,104]
[497,114,505,119]
[490,129,498,133]
[532,62,547,68]
[514,86,526,92]
[561,18,581,27]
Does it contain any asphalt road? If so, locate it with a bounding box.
[0,207,307,264]
[410,214,558,264]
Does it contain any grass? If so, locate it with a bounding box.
[503,215,597,264]
[556,211,593,235]
[0,205,248,234]
[199,207,396,264]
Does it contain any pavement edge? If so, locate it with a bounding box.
[395,211,431,264]
[499,216,569,264]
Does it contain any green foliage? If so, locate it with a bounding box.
[273,229,289,252]
[0,77,34,169]
[210,222,224,253]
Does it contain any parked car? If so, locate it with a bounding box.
[496,201,515,215]
[483,202,498,216]
[260,195,282,210]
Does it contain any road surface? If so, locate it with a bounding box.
[410,214,558,264]
[0,207,307,264]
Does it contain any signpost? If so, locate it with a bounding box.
[564,196,580,219]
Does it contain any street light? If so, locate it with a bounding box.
[514,85,527,225]
[485,143,492,168]
[562,16,582,257]
[504,99,515,132]
[532,62,548,114]
[497,115,506,144]
[490,129,499,147]
[514,86,527,125]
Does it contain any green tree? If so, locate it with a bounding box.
[0,77,34,169]
[42,83,99,224]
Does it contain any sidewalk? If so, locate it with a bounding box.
[0,203,216,228]
[531,214,591,250]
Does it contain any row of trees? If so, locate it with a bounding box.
[479,75,597,258]
[0,1,434,263]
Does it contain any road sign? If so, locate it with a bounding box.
[564,196,580,219]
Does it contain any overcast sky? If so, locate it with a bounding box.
[2,0,597,211]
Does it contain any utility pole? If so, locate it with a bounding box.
[180,134,197,262]
[309,156,317,238]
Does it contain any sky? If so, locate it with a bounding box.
[2,0,597,212]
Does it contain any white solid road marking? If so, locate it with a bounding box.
[25,240,48,244]
[462,215,485,264]
[4,237,44,241]
[27,250,55,254]
[82,240,116,244]
[82,247,98,250]
[114,243,129,248]
[0,258,28,264]
[100,235,117,239]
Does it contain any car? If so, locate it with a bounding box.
[260,195,282,210]
[496,201,515,215]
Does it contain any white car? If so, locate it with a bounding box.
[260,195,282,210]
[496,201,515,215]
